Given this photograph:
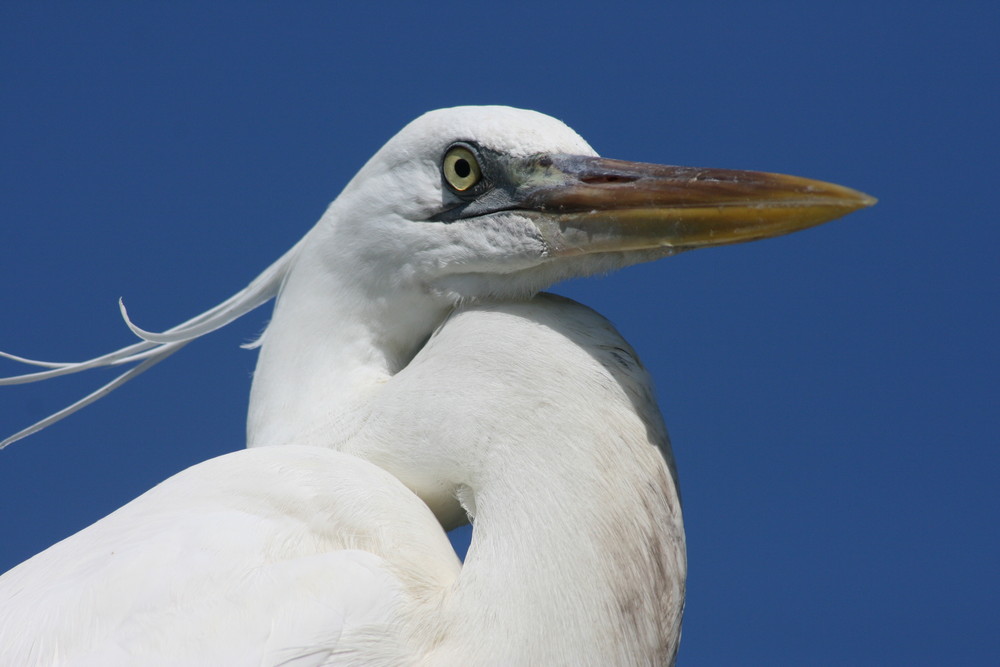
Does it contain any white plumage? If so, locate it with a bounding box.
[0,447,458,664]
[0,106,873,664]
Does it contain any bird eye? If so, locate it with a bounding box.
[442,145,482,192]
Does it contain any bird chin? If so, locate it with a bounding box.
[425,247,678,306]
[426,272,550,305]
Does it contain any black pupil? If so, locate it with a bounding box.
[454,158,471,179]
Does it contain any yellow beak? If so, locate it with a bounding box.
[518,156,875,256]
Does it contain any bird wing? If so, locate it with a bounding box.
[0,446,459,665]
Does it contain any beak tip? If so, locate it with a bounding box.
[848,189,878,210]
[815,183,877,216]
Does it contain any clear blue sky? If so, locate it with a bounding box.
[1,3,997,664]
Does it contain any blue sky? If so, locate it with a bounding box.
[1,3,997,664]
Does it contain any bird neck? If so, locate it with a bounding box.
[246,226,450,449]
[408,300,685,664]
[433,435,685,664]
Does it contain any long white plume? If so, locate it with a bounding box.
[0,241,303,449]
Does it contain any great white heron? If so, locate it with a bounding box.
[0,106,873,664]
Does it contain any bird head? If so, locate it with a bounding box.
[310,105,874,306]
[0,105,875,450]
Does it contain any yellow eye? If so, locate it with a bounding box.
[442,146,481,192]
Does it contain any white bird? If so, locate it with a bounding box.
[0,106,874,664]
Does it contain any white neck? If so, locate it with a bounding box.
[246,222,451,450]
[375,301,686,663]
[434,443,684,664]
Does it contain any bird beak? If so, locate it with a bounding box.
[516,155,876,256]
